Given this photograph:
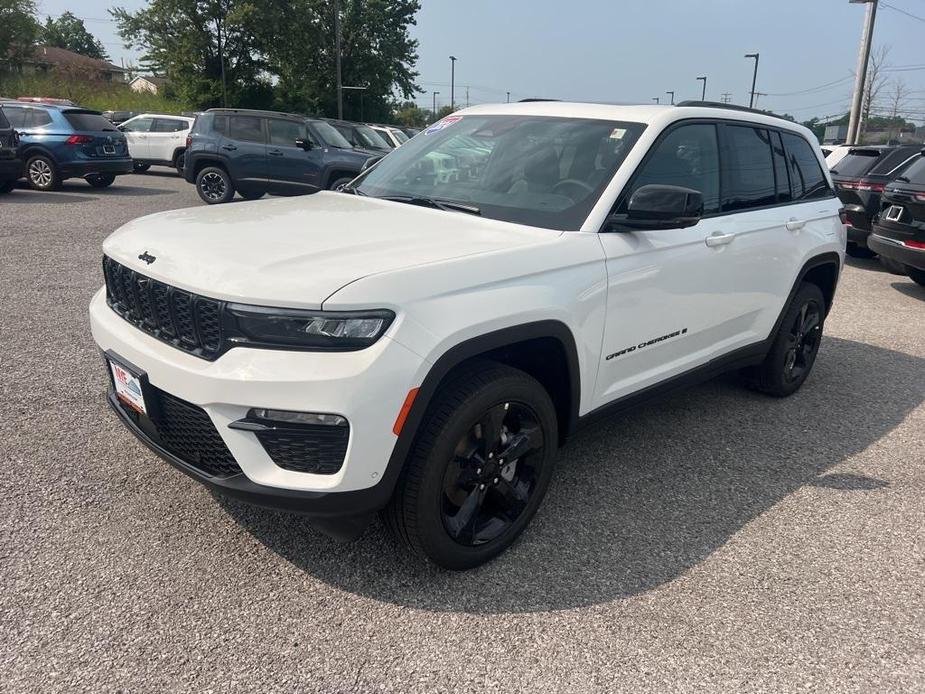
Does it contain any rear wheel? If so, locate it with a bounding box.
[846,242,876,259]
[86,174,116,188]
[0,179,15,194]
[747,282,826,397]
[907,267,925,287]
[174,150,186,176]
[196,166,234,204]
[382,362,557,570]
[25,155,60,191]
[133,163,151,173]
[879,255,907,275]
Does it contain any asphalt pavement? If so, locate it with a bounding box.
[1,173,923,693]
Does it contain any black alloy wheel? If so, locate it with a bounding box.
[441,400,546,547]
[782,298,822,385]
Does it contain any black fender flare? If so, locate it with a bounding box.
[373,320,581,507]
[771,251,842,337]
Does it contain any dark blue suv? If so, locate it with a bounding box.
[1,101,132,190]
[184,108,381,204]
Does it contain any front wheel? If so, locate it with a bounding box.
[382,362,557,570]
[196,166,235,204]
[747,282,826,397]
[328,176,354,191]
[907,267,925,287]
[86,174,116,188]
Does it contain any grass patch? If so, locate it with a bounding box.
[0,74,193,114]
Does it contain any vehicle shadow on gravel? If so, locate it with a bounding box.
[220,336,924,613]
[891,281,925,300]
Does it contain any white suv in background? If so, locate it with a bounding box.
[369,124,409,148]
[119,113,194,175]
[90,101,844,570]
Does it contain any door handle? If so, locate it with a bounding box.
[704,232,735,247]
[221,144,237,151]
[786,218,806,231]
[268,149,283,156]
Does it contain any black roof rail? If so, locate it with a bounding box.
[675,100,791,121]
[518,98,560,103]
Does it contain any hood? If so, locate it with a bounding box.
[102,192,557,309]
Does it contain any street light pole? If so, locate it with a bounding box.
[652,97,659,104]
[334,0,342,119]
[432,91,439,120]
[745,53,759,109]
[666,90,674,105]
[506,91,510,103]
[697,76,707,101]
[847,0,878,144]
[449,55,457,110]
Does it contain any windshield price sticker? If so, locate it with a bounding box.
[425,116,463,134]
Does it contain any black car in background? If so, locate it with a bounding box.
[326,119,392,154]
[0,105,23,194]
[831,145,921,265]
[183,108,381,204]
[869,151,925,287]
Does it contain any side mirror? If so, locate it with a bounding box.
[607,184,704,231]
[295,138,312,150]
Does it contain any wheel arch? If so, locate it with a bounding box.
[190,154,228,178]
[768,251,842,342]
[323,167,360,189]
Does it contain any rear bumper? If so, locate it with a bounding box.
[868,234,925,271]
[60,158,133,179]
[0,157,22,180]
[847,225,870,246]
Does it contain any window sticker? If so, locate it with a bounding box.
[609,128,627,140]
[425,115,463,134]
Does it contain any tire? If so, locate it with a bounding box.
[846,242,876,259]
[747,282,826,397]
[86,174,116,188]
[328,176,354,191]
[382,362,558,570]
[133,163,151,173]
[196,166,235,204]
[879,255,907,275]
[239,189,265,200]
[0,179,15,194]
[907,267,925,287]
[25,154,60,191]
[174,150,185,177]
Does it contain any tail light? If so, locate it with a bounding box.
[65,134,94,145]
[838,208,849,225]
[904,240,925,250]
[914,193,925,203]
[839,179,885,193]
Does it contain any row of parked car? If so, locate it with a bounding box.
[0,97,419,198]
[823,143,925,286]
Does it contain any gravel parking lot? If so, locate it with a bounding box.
[2,173,924,693]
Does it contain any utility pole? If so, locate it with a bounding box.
[506,91,510,103]
[721,92,732,104]
[466,85,469,108]
[215,15,227,107]
[847,0,878,144]
[432,91,439,120]
[745,52,759,108]
[449,56,457,110]
[665,90,675,105]
[753,92,768,108]
[697,76,707,101]
[652,97,660,104]
[334,0,343,119]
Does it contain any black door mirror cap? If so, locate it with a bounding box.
[295,138,312,150]
[607,184,704,231]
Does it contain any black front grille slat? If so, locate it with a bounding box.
[103,257,223,360]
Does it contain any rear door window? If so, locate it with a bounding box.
[3,107,27,129]
[781,133,832,200]
[121,117,153,133]
[28,109,53,127]
[63,111,118,131]
[227,115,264,143]
[152,118,188,132]
[720,125,776,211]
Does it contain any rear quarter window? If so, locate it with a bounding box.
[782,132,833,200]
[63,111,118,131]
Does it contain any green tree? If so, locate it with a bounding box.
[42,11,109,60]
[0,0,40,68]
[111,0,271,108]
[392,100,428,127]
[267,0,421,121]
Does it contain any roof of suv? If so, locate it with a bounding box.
[206,107,306,122]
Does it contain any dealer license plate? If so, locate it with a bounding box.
[109,358,147,414]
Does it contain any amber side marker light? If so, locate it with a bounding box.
[393,388,420,435]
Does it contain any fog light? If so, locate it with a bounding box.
[249,408,347,427]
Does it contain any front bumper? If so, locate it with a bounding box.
[60,158,133,179]
[867,234,925,272]
[90,288,425,521]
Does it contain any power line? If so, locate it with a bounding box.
[763,74,854,97]
[880,1,925,24]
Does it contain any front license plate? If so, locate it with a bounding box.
[109,359,147,414]
[103,145,115,154]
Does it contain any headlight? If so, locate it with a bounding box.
[226,304,394,351]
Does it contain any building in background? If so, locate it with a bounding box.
[9,46,127,83]
[129,75,169,95]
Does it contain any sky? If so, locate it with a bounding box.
[35,0,925,123]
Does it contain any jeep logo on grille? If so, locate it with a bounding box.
[138,251,156,265]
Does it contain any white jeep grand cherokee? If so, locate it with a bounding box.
[90,101,845,569]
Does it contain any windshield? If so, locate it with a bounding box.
[353,115,645,230]
[833,151,881,177]
[355,124,390,149]
[392,128,409,144]
[310,121,352,149]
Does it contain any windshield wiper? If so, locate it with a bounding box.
[378,195,481,216]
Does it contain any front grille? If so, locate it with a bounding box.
[256,426,349,475]
[115,384,241,478]
[103,256,224,360]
